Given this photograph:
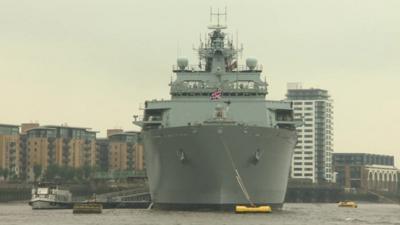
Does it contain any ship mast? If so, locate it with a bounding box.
[197,8,241,73]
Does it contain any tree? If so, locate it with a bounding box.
[33,164,42,182]
[83,165,92,180]
[8,170,17,181]
[75,167,84,181]
[44,164,60,181]
[2,169,9,181]
[57,166,75,181]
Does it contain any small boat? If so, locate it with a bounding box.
[73,203,103,214]
[235,205,272,213]
[338,201,358,208]
[29,182,72,209]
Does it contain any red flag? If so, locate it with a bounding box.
[210,89,222,100]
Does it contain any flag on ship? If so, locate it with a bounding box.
[228,60,237,71]
[210,89,222,100]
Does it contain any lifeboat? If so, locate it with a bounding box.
[235,205,272,213]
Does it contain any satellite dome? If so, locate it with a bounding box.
[246,58,258,70]
[177,57,189,70]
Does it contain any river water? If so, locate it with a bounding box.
[0,203,399,225]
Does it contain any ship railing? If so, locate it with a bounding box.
[134,116,165,131]
[170,82,267,92]
[133,115,163,123]
[231,64,263,72]
[172,65,206,72]
[94,170,147,180]
[172,64,263,72]
[170,86,267,94]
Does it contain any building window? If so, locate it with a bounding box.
[294,107,302,110]
[305,102,313,105]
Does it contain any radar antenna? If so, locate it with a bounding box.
[208,7,227,30]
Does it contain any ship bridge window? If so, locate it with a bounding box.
[275,109,295,130]
[143,108,169,130]
[183,80,204,89]
[276,109,293,122]
[232,81,255,89]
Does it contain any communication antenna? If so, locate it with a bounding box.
[199,33,202,45]
[177,42,180,57]
[240,44,243,59]
[236,29,239,83]
[208,7,227,29]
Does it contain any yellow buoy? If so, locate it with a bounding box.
[338,201,357,208]
[235,205,272,213]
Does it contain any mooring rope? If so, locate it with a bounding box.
[220,136,255,206]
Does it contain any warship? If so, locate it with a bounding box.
[134,11,298,210]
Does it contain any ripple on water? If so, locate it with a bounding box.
[0,203,399,225]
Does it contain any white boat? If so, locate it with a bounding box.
[29,182,72,209]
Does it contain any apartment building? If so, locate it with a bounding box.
[21,125,97,177]
[0,124,20,177]
[287,84,334,183]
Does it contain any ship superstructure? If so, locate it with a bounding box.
[134,11,298,210]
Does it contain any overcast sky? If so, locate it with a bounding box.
[1,0,399,165]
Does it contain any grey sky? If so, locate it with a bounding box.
[1,0,399,165]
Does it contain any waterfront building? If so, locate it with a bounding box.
[108,132,137,171]
[333,153,398,193]
[95,138,110,171]
[20,123,39,134]
[0,124,20,178]
[97,131,144,172]
[23,125,97,179]
[1,122,146,180]
[106,129,123,137]
[286,84,334,183]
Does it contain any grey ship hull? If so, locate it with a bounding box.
[143,123,297,210]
